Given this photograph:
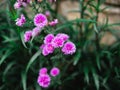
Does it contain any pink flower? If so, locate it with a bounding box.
[45,11,51,17]
[49,19,58,26]
[62,42,76,55]
[40,44,45,50]
[49,0,56,3]
[42,47,49,56]
[24,30,32,42]
[44,34,54,44]
[42,43,54,56]
[32,27,41,37]
[56,33,69,41]
[50,67,60,77]
[34,13,48,28]
[37,74,51,88]
[15,14,26,26]
[17,0,30,7]
[39,68,48,75]
[14,2,21,9]
[52,36,64,48]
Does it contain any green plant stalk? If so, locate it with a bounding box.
[95,0,100,51]
[79,0,85,39]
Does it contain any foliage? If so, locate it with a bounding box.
[0,0,120,90]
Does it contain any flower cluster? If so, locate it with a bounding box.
[40,33,76,56]
[15,14,26,27]
[14,0,30,9]
[37,67,60,88]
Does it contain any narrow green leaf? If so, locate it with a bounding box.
[25,50,41,73]
[0,49,14,66]
[91,68,99,90]
[83,66,90,84]
[96,55,101,70]
[73,50,81,66]
[21,71,27,90]
[20,31,28,48]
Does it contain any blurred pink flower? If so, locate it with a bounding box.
[52,36,64,48]
[15,14,26,26]
[44,34,54,44]
[56,33,69,41]
[39,68,48,75]
[32,27,41,37]
[24,30,32,42]
[45,10,51,17]
[37,74,51,88]
[14,2,21,9]
[34,13,48,28]
[49,19,58,26]
[62,42,76,55]
[50,67,60,77]
[42,43,54,56]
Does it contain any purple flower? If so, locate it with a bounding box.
[56,33,69,41]
[44,34,54,44]
[49,19,58,26]
[42,43,54,56]
[52,36,64,48]
[14,2,21,9]
[15,14,26,26]
[17,0,30,7]
[62,42,76,55]
[42,47,49,56]
[32,27,41,37]
[34,13,48,28]
[50,67,60,77]
[37,74,51,88]
[45,11,51,17]
[40,44,45,50]
[24,30,32,42]
[39,68,48,75]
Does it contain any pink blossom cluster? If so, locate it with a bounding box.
[14,0,30,9]
[24,27,42,42]
[40,33,76,56]
[15,14,26,27]
[37,67,60,88]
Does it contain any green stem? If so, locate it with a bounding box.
[95,0,100,51]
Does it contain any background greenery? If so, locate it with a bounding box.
[0,0,120,90]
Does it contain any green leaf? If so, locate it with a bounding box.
[91,68,99,90]
[25,50,41,73]
[20,31,28,48]
[73,50,81,66]
[21,71,27,90]
[83,66,90,84]
[0,49,14,66]
[96,55,101,70]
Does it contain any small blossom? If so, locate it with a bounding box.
[49,19,58,26]
[52,36,64,48]
[34,13,48,28]
[40,44,45,50]
[42,46,49,56]
[56,33,69,41]
[50,67,60,77]
[15,14,26,26]
[14,2,21,9]
[62,42,76,55]
[49,0,56,3]
[24,30,32,42]
[42,43,54,56]
[17,0,30,7]
[37,74,51,88]
[39,68,48,75]
[44,34,54,44]
[45,10,51,17]
[32,27,41,37]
